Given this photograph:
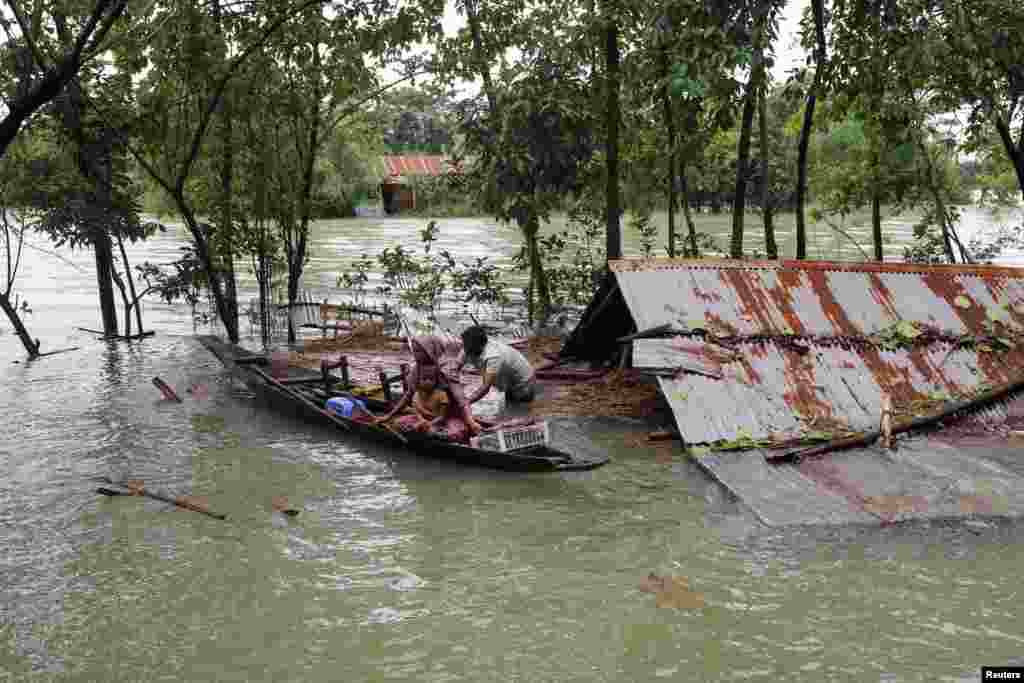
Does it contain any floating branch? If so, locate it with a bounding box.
[152,377,182,402]
[97,478,226,520]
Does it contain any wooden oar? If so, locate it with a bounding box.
[97,478,227,520]
[252,366,351,432]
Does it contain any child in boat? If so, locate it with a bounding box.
[393,366,472,442]
[372,335,483,439]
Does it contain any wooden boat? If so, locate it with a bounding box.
[197,336,610,472]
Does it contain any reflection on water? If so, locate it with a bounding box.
[2,213,1024,681]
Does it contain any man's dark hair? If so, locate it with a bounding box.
[461,325,488,356]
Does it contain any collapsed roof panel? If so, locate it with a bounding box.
[597,258,1024,444]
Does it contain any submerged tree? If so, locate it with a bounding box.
[0,140,41,358]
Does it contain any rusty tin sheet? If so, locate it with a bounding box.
[611,258,1024,338]
[636,337,1017,443]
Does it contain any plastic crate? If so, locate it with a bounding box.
[471,421,550,452]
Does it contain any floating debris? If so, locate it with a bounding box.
[527,369,663,419]
[639,573,705,609]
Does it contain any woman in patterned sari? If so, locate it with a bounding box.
[371,336,483,441]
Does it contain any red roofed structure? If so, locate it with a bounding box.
[380,155,456,213]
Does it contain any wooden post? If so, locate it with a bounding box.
[618,342,633,369]
[880,393,894,449]
[400,363,409,394]
[321,358,332,393]
[378,367,392,403]
[321,355,350,393]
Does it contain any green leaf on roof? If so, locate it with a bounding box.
[687,445,710,458]
[895,320,921,339]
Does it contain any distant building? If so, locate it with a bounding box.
[379,155,452,214]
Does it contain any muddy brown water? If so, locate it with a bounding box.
[2,213,1024,681]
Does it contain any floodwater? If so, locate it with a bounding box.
[2,209,1024,682]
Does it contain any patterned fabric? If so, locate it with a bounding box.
[402,335,468,410]
[394,414,469,443]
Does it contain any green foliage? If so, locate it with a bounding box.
[629,209,659,258]
[344,220,510,318]
[338,254,374,307]
[523,198,606,308]
[872,320,923,350]
[139,245,207,315]
[457,58,597,229]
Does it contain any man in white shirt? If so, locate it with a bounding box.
[460,325,536,404]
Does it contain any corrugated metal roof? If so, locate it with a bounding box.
[637,337,1017,443]
[610,258,1024,444]
[382,155,449,177]
[610,258,1024,338]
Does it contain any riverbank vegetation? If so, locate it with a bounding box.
[0,0,1022,357]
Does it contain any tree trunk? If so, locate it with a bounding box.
[871,190,883,261]
[993,115,1024,201]
[94,136,120,335]
[680,169,699,257]
[465,0,499,115]
[795,0,827,260]
[759,86,777,260]
[604,16,622,261]
[0,292,40,358]
[56,69,120,335]
[730,50,760,259]
[176,199,240,341]
[215,123,239,342]
[288,37,322,343]
[795,96,816,261]
[522,215,549,323]
[93,233,120,334]
[915,136,957,263]
[660,48,676,258]
[211,0,239,343]
[116,233,143,333]
[220,144,239,343]
[110,260,132,337]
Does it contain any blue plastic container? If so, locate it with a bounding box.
[326,396,367,418]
